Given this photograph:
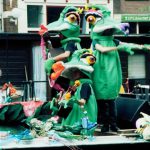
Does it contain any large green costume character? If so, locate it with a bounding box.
[61,49,98,130]
[85,5,150,132]
[43,6,82,76]
[85,5,134,100]
[26,49,98,136]
[40,6,82,94]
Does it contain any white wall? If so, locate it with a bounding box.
[17,0,113,33]
[1,0,113,33]
[0,1,3,32]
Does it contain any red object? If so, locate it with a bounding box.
[1,83,17,96]
[1,83,8,91]
[0,101,44,117]
[50,61,65,80]
[38,24,48,36]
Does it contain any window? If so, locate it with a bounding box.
[47,6,85,34]
[128,54,146,79]
[0,18,2,31]
[127,22,150,34]
[47,6,64,24]
[128,22,136,34]
[27,5,43,28]
[121,14,150,34]
[139,22,150,34]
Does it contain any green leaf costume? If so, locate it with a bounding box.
[85,5,150,100]
[61,49,98,132]
[92,36,123,99]
[63,79,97,126]
[44,6,81,75]
[85,5,124,100]
[27,50,98,135]
[46,6,81,55]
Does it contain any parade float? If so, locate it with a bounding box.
[0,4,150,150]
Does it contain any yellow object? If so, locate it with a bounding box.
[64,80,80,101]
[65,92,71,100]
[84,5,89,11]
[77,7,83,14]
[86,56,96,65]
[74,80,80,87]
[86,15,96,25]
[119,85,125,94]
[88,49,93,54]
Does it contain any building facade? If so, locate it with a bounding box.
[114,0,150,34]
[0,0,150,100]
[1,0,113,33]
[0,0,113,100]
[113,0,150,90]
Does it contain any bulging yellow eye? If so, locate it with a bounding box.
[86,15,96,25]
[67,14,77,23]
[86,56,96,65]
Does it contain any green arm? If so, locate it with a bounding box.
[118,43,150,55]
[143,44,150,51]
[44,58,55,75]
[117,43,135,55]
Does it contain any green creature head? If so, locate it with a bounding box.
[85,5,125,39]
[61,49,96,80]
[47,6,80,38]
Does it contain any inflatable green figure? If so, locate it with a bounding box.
[39,6,82,94]
[59,49,98,135]
[26,49,98,137]
[42,6,82,76]
[85,5,150,133]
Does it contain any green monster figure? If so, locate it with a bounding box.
[42,6,81,75]
[39,6,82,94]
[27,49,98,137]
[85,5,150,133]
[59,49,98,135]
